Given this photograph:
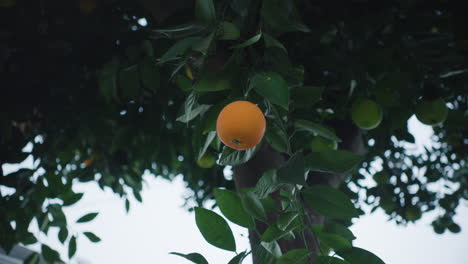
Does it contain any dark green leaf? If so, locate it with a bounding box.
[240,191,267,222]
[133,190,143,202]
[261,241,282,258]
[302,185,359,219]
[214,189,255,228]
[197,131,217,161]
[170,252,209,264]
[61,192,84,207]
[251,72,289,110]
[231,32,262,49]
[230,0,250,17]
[337,247,385,264]
[176,92,211,123]
[294,119,340,142]
[291,86,324,108]
[98,59,119,102]
[277,212,298,231]
[265,122,289,153]
[119,64,141,100]
[194,76,232,92]
[254,169,279,198]
[159,37,204,64]
[24,253,40,264]
[318,232,351,251]
[261,218,299,243]
[263,33,287,53]
[68,236,77,259]
[58,227,68,244]
[219,144,261,166]
[317,256,351,264]
[277,153,305,185]
[83,232,101,243]
[228,251,248,264]
[76,212,99,223]
[276,249,310,264]
[195,0,216,24]
[323,221,356,241]
[304,150,363,174]
[194,207,236,251]
[41,244,60,263]
[125,198,130,213]
[139,57,160,90]
[219,22,240,40]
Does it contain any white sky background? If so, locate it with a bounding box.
[2,116,467,264]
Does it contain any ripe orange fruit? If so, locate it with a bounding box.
[83,159,93,166]
[216,101,266,150]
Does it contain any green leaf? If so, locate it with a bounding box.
[68,236,77,259]
[177,92,211,123]
[277,212,298,231]
[213,189,255,228]
[276,249,310,264]
[197,131,217,161]
[24,253,40,264]
[195,0,216,24]
[261,0,310,34]
[76,212,99,223]
[265,122,289,153]
[228,251,248,264]
[58,227,68,244]
[261,241,282,258]
[254,169,279,198]
[251,72,289,110]
[170,252,209,264]
[133,190,143,202]
[337,247,385,264]
[302,185,359,219]
[240,191,267,222]
[219,22,240,40]
[41,244,60,263]
[194,207,236,251]
[263,33,287,53]
[291,86,324,108]
[61,192,84,207]
[277,153,305,185]
[119,64,141,100]
[159,37,204,64]
[125,198,130,213]
[304,150,363,174]
[318,232,352,251]
[261,218,299,243]
[98,58,119,102]
[83,232,101,243]
[219,144,261,166]
[231,32,262,49]
[194,76,233,92]
[317,256,351,264]
[323,221,356,241]
[139,57,160,90]
[294,119,340,142]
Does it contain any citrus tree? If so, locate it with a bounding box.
[1,0,467,263]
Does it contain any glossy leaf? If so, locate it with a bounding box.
[83,232,101,242]
[68,236,77,258]
[277,212,298,231]
[317,256,351,264]
[277,153,306,185]
[251,72,289,110]
[294,119,340,142]
[337,247,385,264]
[318,232,352,251]
[323,221,356,241]
[159,37,204,64]
[197,131,217,161]
[240,191,267,222]
[219,144,260,166]
[261,241,282,258]
[263,33,287,53]
[76,212,99,223]
[276,249,310,264]
[214,189,255,228]
[170,252,209,264]
[195,0,216,24]
[228,251,248,264]
[194,207,236,251]
[304,150,363,174]
[231,32,262,49]
[219,22,240,40]
[254,169,279,198]
[302,185,359,219]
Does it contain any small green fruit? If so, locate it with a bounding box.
[311,136,338,152]
[415,98,448,126]
[351,99,383,130]
[197,153,216,168]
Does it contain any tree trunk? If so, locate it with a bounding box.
[233,120,364,264]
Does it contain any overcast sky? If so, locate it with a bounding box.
[2,116,467,264]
